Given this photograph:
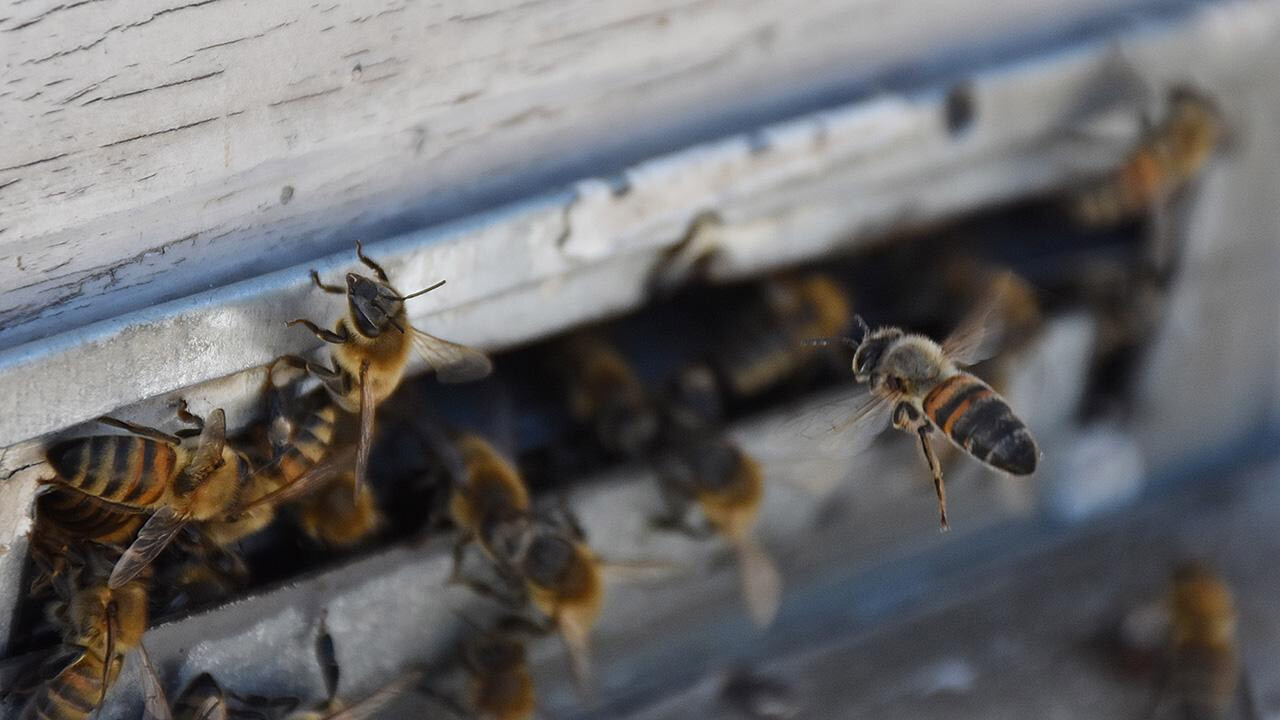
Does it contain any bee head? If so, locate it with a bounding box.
[521,528,576,589]
[346,272,405,338]
[851,327,902,383]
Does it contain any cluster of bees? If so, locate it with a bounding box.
[4,86,1246,719]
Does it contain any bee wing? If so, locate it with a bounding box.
[320,670,423,720]
[558,610,595,700]
[190,697,230,720]
[733,533,781,628]
[137,645,175,720]
[355,361,375,498]
[242,445,357,510]
[109,506,190,588]
[411,328,493,383]
[941,273,1018,366]
[183,409,228,482]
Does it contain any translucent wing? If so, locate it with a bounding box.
[183,409,228,482]
[109,506,189,588]
[733,534,781,628]
[559,609,595,701]
[137,645,175,720]
[941,273,1014,366]
[355,361,375,498]
[782,389,894,454]
[411,329,493,383]
[242,446,356,510]
[322,670,423,720]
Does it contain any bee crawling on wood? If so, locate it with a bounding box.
[806,277,1040,530]
[281,240,492,496]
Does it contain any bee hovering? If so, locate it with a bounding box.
[282,240,493,494]
[807,280,1039,530]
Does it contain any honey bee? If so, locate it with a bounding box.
[1143,562,1256,720]
[654,365,781,627]
[557,333,660,458]
[1071,88,1222,228]
[27,488,144,595]
[807,282,1039,530]
[21,556,150,720]
[43,404,256,589]
[1070,88,1222,282]
[713,273,853,400]
[281,240,492,493]
[444,438,602,694]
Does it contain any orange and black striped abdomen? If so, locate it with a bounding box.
[36,489,143,545]
[273,403,337,484]
[19,650,109,720]
[45,436,176,509]
[923,374,1037,475]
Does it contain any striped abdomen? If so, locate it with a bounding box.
[271,403,338,487]
[923,373,1037,475]
[36,489,144,545]
[45,436,177,510]
[19,649,113,720]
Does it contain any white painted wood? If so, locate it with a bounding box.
[0,0,1162,347]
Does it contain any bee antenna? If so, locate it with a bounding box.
[397,279,447,301]
[852,315,871,343]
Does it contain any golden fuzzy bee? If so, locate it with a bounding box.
[443,434,602,694]
[1141,562,1255,720]
[21,559,150,720]
[808,284,1039,530]
[714,273,853,400]
[655,365,781,627]
[558,333,660,458]
[1071,88,1222,228]
[282,240,492,493]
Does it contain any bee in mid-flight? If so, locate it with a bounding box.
[282,240,492,493]
[1143,562,1255,720]
[655,365,781,627]
[808,281,1039,529]
[443,432,603,695]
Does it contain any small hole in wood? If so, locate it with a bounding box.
[280,185,295,205]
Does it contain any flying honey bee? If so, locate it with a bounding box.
[1070,88,1223,282]
[1071,88,1222,228]
[443,435,602,695]
[807,281,1039,530]
[712,273,853,400]
[654,365,781,627]
[21,556,150,720]
[43,404,257,589]
[1142,562,1256,720]
[281,240,492,494]
[557,333,660,458]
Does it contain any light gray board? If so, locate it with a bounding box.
[2,0,1277,456]
[621,455,1280,720]
[0,0,1202,348]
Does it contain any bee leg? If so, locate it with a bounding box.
[286,318,350,345]
[447,532,475,584]
[355,239,390,282]
[276,354,350,399]
[309,269,346,294]
[917,427,948,532]
[95,416,183,445]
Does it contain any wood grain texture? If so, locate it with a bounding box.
[0,0,1153,347]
